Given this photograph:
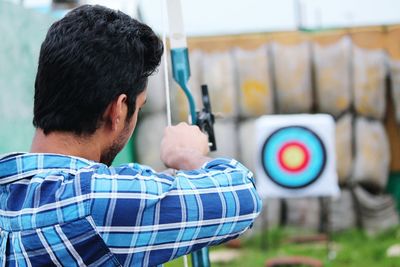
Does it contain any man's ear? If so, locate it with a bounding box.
[103,94,128,131]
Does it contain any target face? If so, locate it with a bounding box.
[261,126,327,189]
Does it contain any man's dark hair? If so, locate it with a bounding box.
[33,5,163,135]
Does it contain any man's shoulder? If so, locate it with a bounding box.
[0,153,99,231]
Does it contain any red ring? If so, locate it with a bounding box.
[278,141,310,173]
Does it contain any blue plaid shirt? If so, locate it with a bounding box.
[0,152,261,266]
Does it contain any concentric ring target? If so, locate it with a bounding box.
[261,126,327,189]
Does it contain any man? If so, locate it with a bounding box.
[0,5,261,267]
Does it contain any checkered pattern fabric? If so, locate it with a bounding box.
[0,152,262,266]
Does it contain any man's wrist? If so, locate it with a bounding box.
[166,149,211,170]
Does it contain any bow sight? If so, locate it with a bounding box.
[196,85,217,151]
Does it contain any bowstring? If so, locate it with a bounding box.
[161,0,172,127]
[161,0,189,266]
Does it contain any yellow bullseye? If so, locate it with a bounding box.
[281,145,306,169]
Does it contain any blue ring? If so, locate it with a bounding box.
[261,126,327,189]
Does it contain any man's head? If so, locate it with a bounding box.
[33,5,163,164]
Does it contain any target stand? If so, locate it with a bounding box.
[255,114,340,265]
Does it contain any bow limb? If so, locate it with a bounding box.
[166,0,197,124]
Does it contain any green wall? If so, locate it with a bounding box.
[387,172,400,213]
[0,2,53,153]
[0,2,135,165]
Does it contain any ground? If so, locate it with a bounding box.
[166,226,400,267]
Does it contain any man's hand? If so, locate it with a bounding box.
[161,122,211,170]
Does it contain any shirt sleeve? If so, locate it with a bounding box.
[88,158,262,266]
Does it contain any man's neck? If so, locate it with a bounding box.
[30,129,102,162]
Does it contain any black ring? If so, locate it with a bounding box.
[260,126,327,189]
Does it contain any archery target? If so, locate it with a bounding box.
[255,114,339,198]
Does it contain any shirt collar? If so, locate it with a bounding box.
[0,153,95,185]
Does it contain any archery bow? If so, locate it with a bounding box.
[163,0,217,266]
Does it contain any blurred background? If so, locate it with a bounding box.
[1,0,400,266]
